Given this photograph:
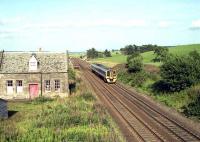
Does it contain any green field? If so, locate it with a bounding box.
[90,44,200,67]
[69,52,85,57]
[142,44,200,65]
[89,53,127,67]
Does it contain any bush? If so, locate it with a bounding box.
[157,51,200,92]
[127,53,143,73]
[183,96,200,118]
[153,47,169,62]
[118,70,148,87]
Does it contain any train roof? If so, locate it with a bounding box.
[91,63,110,70]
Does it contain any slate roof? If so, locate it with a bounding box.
[0,52,67,73]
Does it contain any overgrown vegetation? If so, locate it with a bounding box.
[157,50,200,92]
[118,49,200,120]
[0,75,124,142]
[127,52,143,73]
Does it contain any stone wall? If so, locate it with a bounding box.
[0,73,69,99]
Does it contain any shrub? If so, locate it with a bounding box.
[183,95,200,118]
[158,51,200,92]
[127,53,143,73]
[118,70,148,87]
[153,47,169,62]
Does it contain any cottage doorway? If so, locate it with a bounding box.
[29,84,39,98]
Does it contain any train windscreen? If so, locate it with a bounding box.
[107,71,110,77]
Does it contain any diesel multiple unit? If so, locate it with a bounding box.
[91,63,117,83]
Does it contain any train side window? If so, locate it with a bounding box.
[113,70,116,75]
[107,71,110,76]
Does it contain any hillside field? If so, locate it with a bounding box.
[89,44,200,67]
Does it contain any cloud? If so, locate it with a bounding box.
[23,19,148,30]
[0,29,22,34]
[158,21,174,28]
[0,17,23,25]
[190,20,200,30]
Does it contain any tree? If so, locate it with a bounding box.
[104,49,111,57]
[87,48,98,59]
[120,44,157,55]
[158,51,200,92]
[127,52,143,73]
[153,47,169,62]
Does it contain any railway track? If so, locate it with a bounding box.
[72,58,200,142]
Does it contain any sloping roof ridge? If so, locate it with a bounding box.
[4,51,65,54]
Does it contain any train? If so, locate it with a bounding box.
[91,63,117,83]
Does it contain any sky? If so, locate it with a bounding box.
[0,0,200,52]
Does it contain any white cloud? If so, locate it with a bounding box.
[23,19,148,30]
[0,28,22,34]
[0,17,23,25]
[158,21,173,28]
[190,19,200,30]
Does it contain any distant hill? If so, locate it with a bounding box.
[89,44,200,67]
[142,44,200,65]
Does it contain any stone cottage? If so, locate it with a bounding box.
[0,50,69,99]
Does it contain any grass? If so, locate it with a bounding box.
[0,74,125,142]
[89,44,200,67]
[89,53,127,67]
[141,44,200,66]
[69,52,85,58]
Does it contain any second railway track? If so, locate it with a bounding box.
[72,58,200,142]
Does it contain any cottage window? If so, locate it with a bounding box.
[6,80,13,94]
[16,80,23,86]
[55,80,60,91]
[16,80,23,93]
[45,80,51,91]
[7,80,13,86]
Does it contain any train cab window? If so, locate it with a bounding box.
[113,70,116,75]
[107,71,110,77]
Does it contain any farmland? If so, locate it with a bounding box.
[89,44,200,67]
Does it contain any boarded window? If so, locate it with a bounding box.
[16,80,23,86]
[7,80,13,86]
[45,80,51,91]
[55,80,60,91]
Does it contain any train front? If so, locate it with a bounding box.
[106,69,117,83]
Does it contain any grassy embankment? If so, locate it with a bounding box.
[0,70,125,142]
[90,44,200,120]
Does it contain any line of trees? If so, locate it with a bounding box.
[120,44,159,55]
[87,48,111,59]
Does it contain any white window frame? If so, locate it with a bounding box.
[16,80,23,93]
[55,80,60,92]
[45,80,51,92]
[7,80,13,86]
[7,80,13,94]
